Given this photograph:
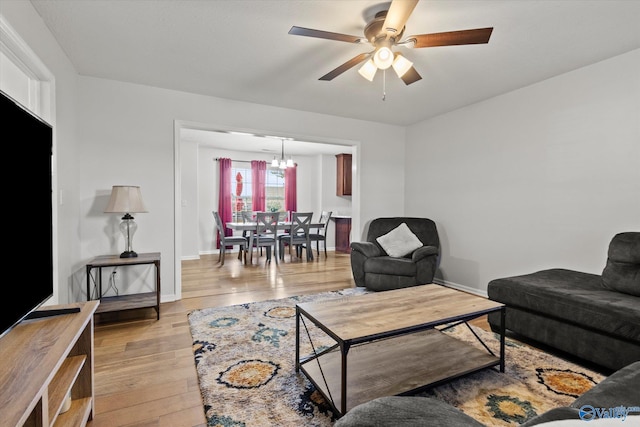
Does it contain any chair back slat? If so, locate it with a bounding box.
[255,212,279,240]
[290,212,313,237]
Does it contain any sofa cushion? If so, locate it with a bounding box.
[601,232,640,297]
[334,396,485,427]
[364,256,417,277]
[488,269,640,342]
[376,222,423,258]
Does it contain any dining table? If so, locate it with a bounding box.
[226,221,325,264]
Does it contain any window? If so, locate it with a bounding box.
[231,166,251,221]
[231,163,285,221]
[265,168,285,213]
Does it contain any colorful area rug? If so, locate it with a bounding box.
[187,288,605,426]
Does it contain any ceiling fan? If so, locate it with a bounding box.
[289,0,493,86]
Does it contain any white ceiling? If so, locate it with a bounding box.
[30,0,640,154]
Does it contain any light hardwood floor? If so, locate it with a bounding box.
[90,250,357,427]
[89,250,490,427]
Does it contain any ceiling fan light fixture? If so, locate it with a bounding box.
[373,46,394,69]
[358,59,377,81]
[392,53,413,77]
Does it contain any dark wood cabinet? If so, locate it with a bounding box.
[336,153,352,196]
[334,216,352,253]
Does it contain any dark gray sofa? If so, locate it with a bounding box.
[350,217,440,291]
[487,232,640,371]
[334,360,640,426]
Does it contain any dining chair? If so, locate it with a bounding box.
[308,211,332,259]
[254,212,280,264]
[278,212,313,261]
[241,211,262,255]
[212,211,248,266]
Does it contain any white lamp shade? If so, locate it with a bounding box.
[392,54,413,78]
[271,157,279,167]
[358,59,377,81]
[104,185,148,213]
[373,47,394,70]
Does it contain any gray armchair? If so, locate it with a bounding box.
[350,217,440,291]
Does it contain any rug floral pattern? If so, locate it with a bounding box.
[188,288,605,426]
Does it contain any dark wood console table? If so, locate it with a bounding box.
[86,252,161,319]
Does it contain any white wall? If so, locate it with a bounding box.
[180,140,199,259]
[406,49,640,295]
[1,2,81,305]
[10,1,632,306]
[3,1,405,305]
[75,76,404,302]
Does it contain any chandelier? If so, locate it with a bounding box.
[271,138,294,169]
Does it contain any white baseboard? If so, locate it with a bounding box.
[433,277,488,298]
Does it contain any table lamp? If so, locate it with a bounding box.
[104,185,148,258]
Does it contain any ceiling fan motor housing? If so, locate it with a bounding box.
[364,10,405,46]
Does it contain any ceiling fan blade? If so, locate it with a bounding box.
[409,27,493,48]
[400,66,422,85]
[319,53,370,81]
[382,0,419,38]
[289,26,363,43]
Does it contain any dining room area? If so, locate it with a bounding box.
[179,129,354,270]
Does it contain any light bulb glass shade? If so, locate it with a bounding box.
[119,214,138,258]
[279,160,287,169]
[286,157,294,167]
[373,47,394,70]
[271,157,279,167]
[358,59,377,81]
[392,54,413,78]
[104,185,147,213]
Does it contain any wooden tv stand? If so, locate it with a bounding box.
[0,301,99,427]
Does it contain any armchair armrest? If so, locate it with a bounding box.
[412,245,438,263]
[351,241,384,258]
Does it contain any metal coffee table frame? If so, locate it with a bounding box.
[295,287,505,417]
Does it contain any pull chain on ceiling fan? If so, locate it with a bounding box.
[289,0,493,89]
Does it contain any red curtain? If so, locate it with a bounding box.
[285,164,297,214]
[251,160,267,211]
[217,158,233,249]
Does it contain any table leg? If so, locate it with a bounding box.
[341,342,350,415]
[295,307,300,372]
[155,260,161,320]
[249,232,255,264]
[86,266,91,301]
[499,307,505,372]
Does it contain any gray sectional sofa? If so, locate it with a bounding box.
[334,361,640,426]
[487,232,640,371]
[335,232,640,426]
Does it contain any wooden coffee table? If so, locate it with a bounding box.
[295,284,505,416]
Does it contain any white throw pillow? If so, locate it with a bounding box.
[376,223,423,258]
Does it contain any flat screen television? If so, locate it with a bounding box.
[0,90,54,339]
